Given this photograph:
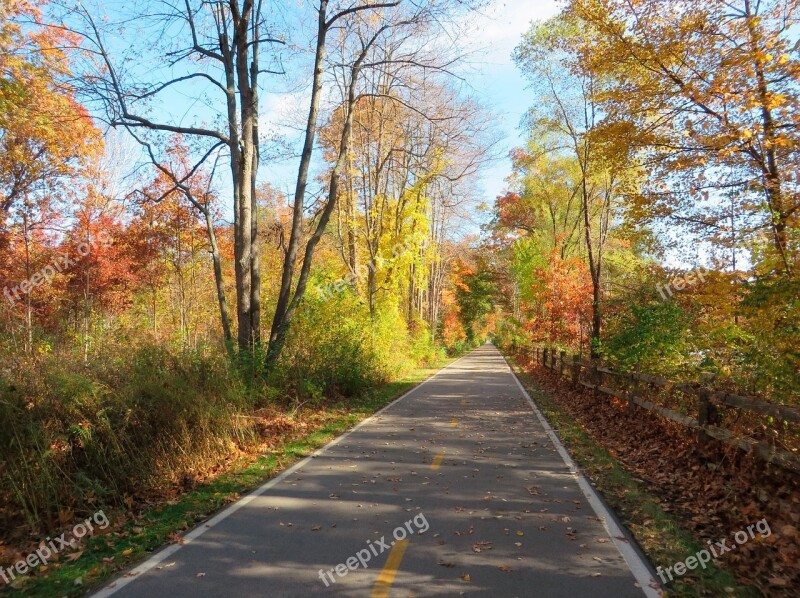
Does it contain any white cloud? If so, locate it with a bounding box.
[467,0,560,65]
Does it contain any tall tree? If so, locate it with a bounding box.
[266,0,484,362]
[0,0,101,352]
[64,0,282,351]
[514,16,631,356]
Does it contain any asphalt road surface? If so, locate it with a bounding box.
[93,344,660,598]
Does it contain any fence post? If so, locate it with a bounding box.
[697,373,717,444]
[627,372,639,413]
[572,354,581,388]
[698,388,711,444]
[559,351,566,378]
[542,347,548,368]
[591,361,600,398]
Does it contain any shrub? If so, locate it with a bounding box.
[0,344,253,532]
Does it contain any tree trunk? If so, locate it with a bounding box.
[22,212,32,354]
[744,0,792,275]
[581,175,602,358]
[368,267,377,316]
[250,23,262,345]
[234,2,257,351]
[269,0,330,361]
[202,206,234,348]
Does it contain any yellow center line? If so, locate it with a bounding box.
[371,539,409,598]
[431,452,444,470]
[450,418,458,427]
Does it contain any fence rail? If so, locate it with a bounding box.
[533,347,800,474]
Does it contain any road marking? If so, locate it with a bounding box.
[450,418,458,427]
[431,452,444,470]
[371,539,409,598]
[504,355,660,598]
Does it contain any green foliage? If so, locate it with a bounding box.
[733,276,800,397]
[272,279,443,404]
[604,301,691,372]
[407,316,446,366]
[273,289,380,401]
[456,269,496,344]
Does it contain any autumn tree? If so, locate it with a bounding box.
[60,0,287,351]
[131,139,235,348]
[565,0,800,277]
[489,149,595,350]
[322,75,491,318]
[0,0,101,352]
[514,15,636,356]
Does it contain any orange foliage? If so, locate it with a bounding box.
[522,251,592,347]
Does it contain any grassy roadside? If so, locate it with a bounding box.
[2,356,457,597]
[505,353,761,598]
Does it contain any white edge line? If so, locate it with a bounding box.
[92,352,472,598]
[504,356,662,598]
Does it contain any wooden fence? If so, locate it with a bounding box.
[533,347,800,474]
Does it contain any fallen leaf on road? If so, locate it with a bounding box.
[311,525,322,531]
[472,541,494,553]
[498,565,513,572]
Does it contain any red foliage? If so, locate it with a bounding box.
[523,251,592,348]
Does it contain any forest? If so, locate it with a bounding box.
[0,0,798,596]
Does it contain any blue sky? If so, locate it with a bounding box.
[459,0,559,203]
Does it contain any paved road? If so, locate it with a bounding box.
[94,344,659,598]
